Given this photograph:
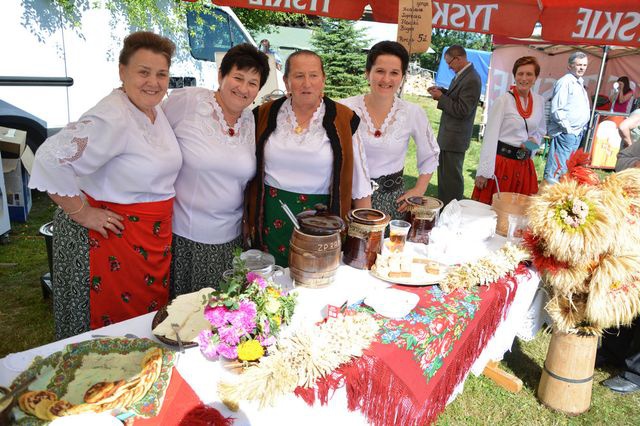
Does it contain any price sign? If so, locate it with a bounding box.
[397,0,432,54]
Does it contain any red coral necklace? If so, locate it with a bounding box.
[511,86,533,119]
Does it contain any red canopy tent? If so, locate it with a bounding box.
[210,0,640,48]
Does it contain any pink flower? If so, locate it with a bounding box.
[217,342,238,359]
[258,335,276,347]
[204,305,227,328]
[247,272,267,290]
[197,330,219,360]
[218,325,241,345]
[227,300,257,334]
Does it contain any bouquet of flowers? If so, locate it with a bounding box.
[197,252,296,362]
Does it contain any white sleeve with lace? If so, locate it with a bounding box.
[351,131,373,200]
[412,103,440,176]
[29,106,127,197]
[476,95,507,179]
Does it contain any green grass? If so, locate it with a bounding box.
[0,191,56,356]
[0,101,638,424]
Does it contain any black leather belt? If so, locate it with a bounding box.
[497,141,531,160]
[373,169,404,193]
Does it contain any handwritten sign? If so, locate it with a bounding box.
[397,0,432,54]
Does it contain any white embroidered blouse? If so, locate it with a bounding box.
[29,89,182,203]
[264,98,372,200]
[340,95,439,178]
[162,88,256,244]
[476,91,546,179]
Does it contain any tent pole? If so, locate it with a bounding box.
[584,45,609,153]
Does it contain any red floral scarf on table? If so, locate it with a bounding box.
[86,195,173,329]
[296,265,529,425]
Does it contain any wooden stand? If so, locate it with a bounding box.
[482,361,523,393]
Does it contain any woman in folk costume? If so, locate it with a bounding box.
[163,44,270,296]
[29,32,182,338]
[341,41,439,221]
[472,56,546,204]
[246,50,372,267]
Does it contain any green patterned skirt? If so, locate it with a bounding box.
[170,234,242,298]
[262,185,329,267]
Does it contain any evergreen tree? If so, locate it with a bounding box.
[310,19,369,99]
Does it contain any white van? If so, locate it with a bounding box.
[0,0,277,146]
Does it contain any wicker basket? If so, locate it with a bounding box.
[491,192,531,237]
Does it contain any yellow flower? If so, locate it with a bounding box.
[272,315,282,326]
[266,287,280,298]
[237,339,264,361]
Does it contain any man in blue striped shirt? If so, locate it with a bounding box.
[543,52,590,184]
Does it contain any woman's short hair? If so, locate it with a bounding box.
[366,41,409,75]
[512,56,541,77]
[219,43,270,89]
[119,31,175,67]
[284,50,325,78]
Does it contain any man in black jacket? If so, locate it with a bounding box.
[428,45,482,206]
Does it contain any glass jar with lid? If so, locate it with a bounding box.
[343,208,390,270]
[405,196,444,244]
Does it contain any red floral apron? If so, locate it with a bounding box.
[86,195,173,329]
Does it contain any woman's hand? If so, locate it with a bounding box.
[72,206,124,238]
[475,176,489,190]
[396,187,424,212]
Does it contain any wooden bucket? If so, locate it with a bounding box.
[289,228,341,288]
[491,192,531,236]
[537,330,598,415]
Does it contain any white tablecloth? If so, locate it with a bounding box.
[0,239,546,425]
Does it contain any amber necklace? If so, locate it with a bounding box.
[511,86,533,119]
[293,115,313,134]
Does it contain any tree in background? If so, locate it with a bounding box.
[310,19,369,99]
[232,8,311,38]
[416,29,491,71]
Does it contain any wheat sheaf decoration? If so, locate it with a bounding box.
[217,312,379,410]
[526,150,640,336]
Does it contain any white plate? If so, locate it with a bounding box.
[370,261,447,286]
[364,288,420,319]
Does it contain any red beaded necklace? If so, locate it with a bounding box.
[510,86,533,119]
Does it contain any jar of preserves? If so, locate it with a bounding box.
[343,208,390,270]
[405,196,443,244]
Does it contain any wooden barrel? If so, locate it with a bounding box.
[289,228,341,288]
[537,330,598,415]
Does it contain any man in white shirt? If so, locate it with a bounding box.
[543,52,590,184]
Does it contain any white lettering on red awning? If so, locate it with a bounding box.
[571,8,640,43]
[433,2,498,32]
